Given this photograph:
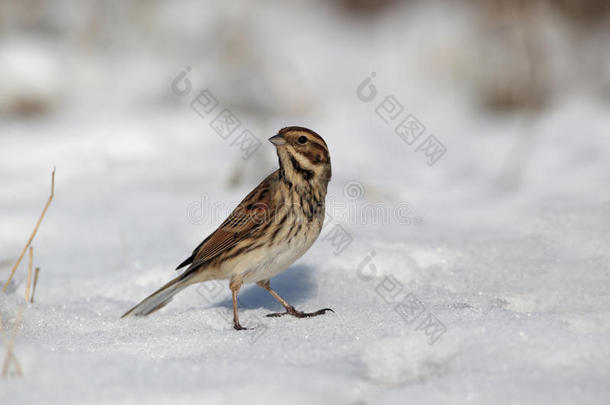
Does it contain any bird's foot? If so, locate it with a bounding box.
[266,306,334,318]
[233,321,249,330]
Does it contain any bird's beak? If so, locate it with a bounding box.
[268,134,286,146]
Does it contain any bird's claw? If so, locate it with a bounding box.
[266,307,334,318]
[233,322,249,330]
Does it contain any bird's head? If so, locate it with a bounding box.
[269,126,331,187]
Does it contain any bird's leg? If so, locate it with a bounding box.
[230,281,247,330]
[256,280,334,318]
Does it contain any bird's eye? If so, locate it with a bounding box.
[298,136,308,144]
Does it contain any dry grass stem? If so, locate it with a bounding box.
[25,247,33,302]
[1,307,24,377]
[3,168,55,293]
[30,267,40,303]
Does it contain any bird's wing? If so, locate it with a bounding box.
[177,171,278,272]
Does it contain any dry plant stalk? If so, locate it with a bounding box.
[1,307,24,377]
[30,267,40,303]
[25,247,33,302]
[3,168,55,293]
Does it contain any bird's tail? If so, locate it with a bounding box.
[121,272,196,318]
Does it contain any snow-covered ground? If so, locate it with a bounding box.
[1,1,609,404]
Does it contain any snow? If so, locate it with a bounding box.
[362,335,458,386]
[1,1,610,404]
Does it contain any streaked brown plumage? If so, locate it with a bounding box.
[122,126,333,330]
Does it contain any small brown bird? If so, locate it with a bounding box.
[122,126,333,329]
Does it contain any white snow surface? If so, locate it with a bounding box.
[1,1,610,404]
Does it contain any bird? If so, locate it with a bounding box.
[122,126,333,330]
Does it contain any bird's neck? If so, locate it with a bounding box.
[278,159,329,198]
[277,149,331,192]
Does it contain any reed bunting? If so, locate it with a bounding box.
[122,126,333,330]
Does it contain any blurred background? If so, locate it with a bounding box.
[2,0,609,186]
[2,0,610,117]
